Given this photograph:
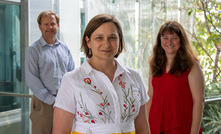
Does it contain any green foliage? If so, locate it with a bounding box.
[205,83,221,98]
[202,101,221,134]
[191,0,221,133]
[192,0,221,84]
[188,8,193,15]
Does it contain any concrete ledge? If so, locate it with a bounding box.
[0,108,21,126]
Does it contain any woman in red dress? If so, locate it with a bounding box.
[147,21,205,134]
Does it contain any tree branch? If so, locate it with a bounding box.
[200,0,212,35]
[186,30,214,62]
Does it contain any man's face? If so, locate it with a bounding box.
[39,15,59,40]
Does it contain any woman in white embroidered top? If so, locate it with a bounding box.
[53,14,150,134]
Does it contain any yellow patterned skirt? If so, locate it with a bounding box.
[72,131,135,134]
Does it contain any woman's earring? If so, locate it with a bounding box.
[89,48,92,56]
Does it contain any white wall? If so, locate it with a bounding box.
[59,0,81,68]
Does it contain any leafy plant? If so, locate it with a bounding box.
[186,0,221,133]
[202,101,221,134]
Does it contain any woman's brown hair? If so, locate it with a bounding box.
[149,21,196,76]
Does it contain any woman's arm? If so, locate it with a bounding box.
[135,104,151,134]
[53,107,75,134]
[188,61,205,134]
[146,70,153,119]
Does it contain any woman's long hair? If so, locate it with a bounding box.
[149,21,196,77]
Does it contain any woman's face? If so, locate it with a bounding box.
[86,22,120,61]
[161,31,181,56]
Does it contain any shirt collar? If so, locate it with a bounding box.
[115,60,130,76]
[39,36,60,47]
[81,58,94,74]
[82,58,130,76]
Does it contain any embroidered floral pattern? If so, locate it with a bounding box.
[77,94,97,124]
[118,74,137,122]
[79,78,114,123]
[84,78,91,84]
[79,75,139,123]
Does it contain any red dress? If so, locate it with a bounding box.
[149,67,202,134]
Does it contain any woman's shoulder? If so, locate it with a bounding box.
[190,59,202,72]
[63,67,85,79]
[61,67,88,89]
[121,65,139,75]
[119,65,143,82]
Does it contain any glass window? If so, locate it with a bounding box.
[80,8,86,64]
[0,2,30,134]
[81,12,85,39]
[0,3,20,112]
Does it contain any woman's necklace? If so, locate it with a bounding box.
[167,64,171,67]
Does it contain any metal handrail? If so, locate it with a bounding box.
[204,97,221,104]
[0,92,32,98]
